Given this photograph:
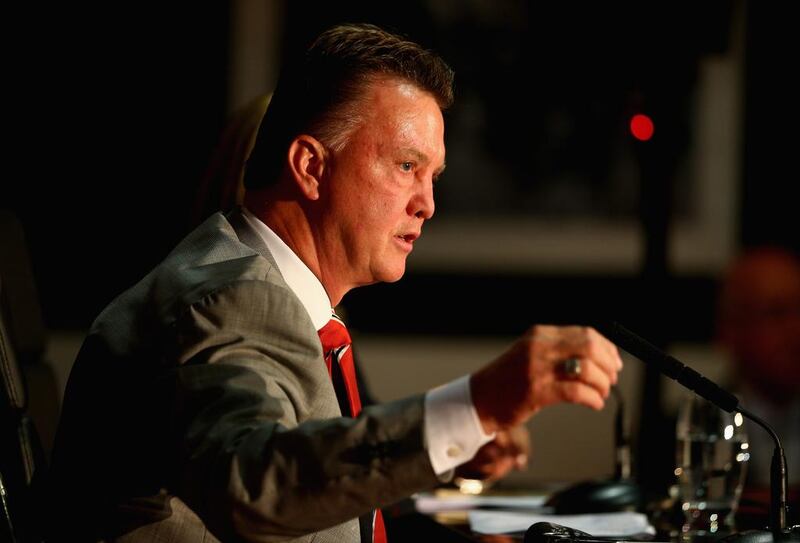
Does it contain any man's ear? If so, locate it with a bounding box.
[286,135,327,201]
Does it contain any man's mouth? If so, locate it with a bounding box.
[394,232,419,252]
[396,233,418,243]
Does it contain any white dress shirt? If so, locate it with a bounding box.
[241,208,494,474]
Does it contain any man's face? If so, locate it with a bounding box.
[316,78,445,289]
[720,254,800,399]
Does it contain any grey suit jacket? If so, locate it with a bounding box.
[47,209,440,542]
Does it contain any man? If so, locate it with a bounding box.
[717,247,800,523]
[47,24,622,542]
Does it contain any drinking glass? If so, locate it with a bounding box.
[675,393,749,540]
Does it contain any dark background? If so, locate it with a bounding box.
[4,2,798,334]
[3,1,799,497]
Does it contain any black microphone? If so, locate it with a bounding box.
[597,321,799,543]
[524,521,658,543]
[524,521,594,543]
[598,321,738,412]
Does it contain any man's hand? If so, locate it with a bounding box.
[455,425,530,482]
[471,325,623,434]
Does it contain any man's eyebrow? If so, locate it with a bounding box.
[400,147,428,162]
[400,147,446,177]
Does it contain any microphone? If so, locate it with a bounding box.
[598,321,738,412]
[524,521,658,543]
[524,521,595,543]
[597,322,799,543]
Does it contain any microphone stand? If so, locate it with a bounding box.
[542,385,642,514]
[599,321,799,543]
[612,387,632,481]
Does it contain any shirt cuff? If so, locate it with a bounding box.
[424,374,496,476]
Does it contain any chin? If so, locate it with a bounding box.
[375,264,407,284]
[378,270,405,284]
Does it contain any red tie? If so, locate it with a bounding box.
[318,315,387,543]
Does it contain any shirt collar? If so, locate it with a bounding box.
[241,207,333,331]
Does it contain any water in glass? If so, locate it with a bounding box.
[675,394,749,540]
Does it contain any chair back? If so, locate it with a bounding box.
[0,211,47,543]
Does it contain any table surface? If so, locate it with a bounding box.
[384,486,784,543]
[386,481,799,542]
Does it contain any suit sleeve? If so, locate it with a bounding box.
[167,278,440,542]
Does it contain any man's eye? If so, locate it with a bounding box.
[400,162,414,172]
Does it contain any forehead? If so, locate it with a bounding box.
[352,78,445,159]
[726,255,800,309]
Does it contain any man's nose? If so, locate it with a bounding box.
[409,178,435,220]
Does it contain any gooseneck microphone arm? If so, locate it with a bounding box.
[597,321,790,536]
[599,321,739,412]
[736,405,788,534]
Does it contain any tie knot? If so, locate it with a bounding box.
[318,317,352,354]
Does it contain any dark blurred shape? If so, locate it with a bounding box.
[0,212,45,364]
[0,212,61,459]
[545,479,642,515]
[0,211,50,542]
[193,94,271,225]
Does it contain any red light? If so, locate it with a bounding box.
[630,114,654,141]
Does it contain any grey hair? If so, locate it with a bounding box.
[244,23,454,189]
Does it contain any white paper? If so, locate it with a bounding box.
[468,510,656,536]
[415,492,548,513]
